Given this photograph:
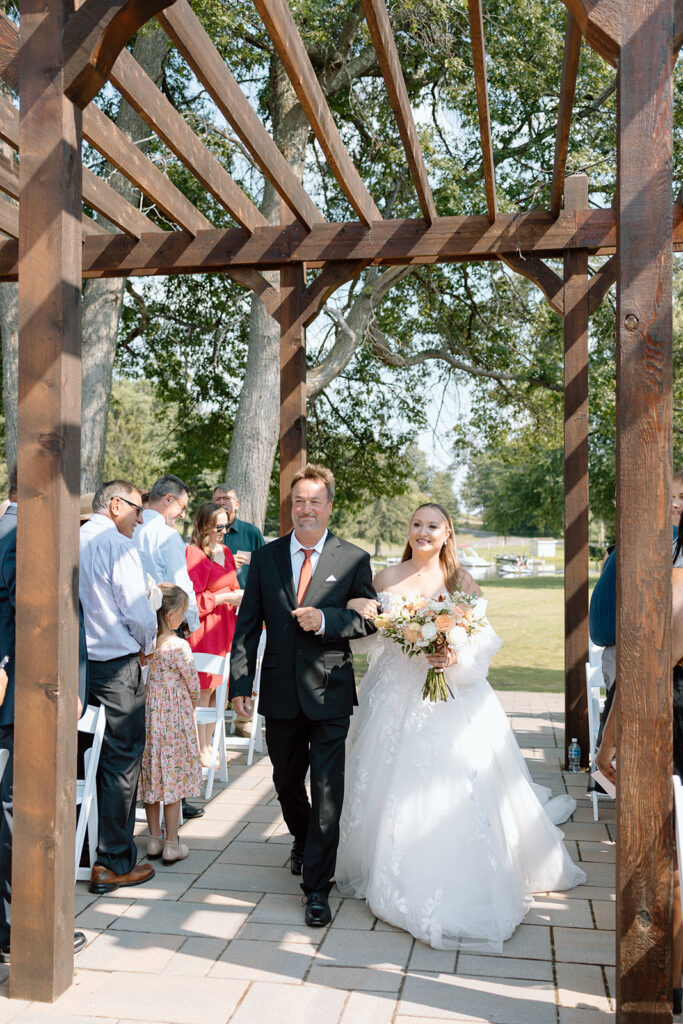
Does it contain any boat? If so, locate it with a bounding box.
[456,546,492,568]
[498,563,534,576]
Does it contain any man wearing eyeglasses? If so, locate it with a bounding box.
[133,474,204,820]
[80,480,158,894]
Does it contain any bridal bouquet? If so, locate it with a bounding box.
[374,592,483,702]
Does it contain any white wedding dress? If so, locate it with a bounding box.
[335,594,586,952]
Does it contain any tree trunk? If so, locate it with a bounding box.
[225,58,309,530]
[0,279,18,472]
[80,27,169,491]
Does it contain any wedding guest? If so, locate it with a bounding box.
[186,502,242,766]
[134,474,204,821]
[0,465,86,961]
[139,584,202,865]
[80,480,157,895]
[213,484,266,739]
[212,484,265,588]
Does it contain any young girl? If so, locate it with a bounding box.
[139,584,203,864]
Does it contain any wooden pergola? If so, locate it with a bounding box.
[4,0,677,1019]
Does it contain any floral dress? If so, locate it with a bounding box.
[139,634,202,805]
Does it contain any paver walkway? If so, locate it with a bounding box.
[0,692,616,1024]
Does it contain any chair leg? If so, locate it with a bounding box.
[592,792,599,822]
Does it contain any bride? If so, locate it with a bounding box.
[335,502,585,952]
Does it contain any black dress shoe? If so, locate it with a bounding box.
[290,846,304,876]
[0,931,86,965]
[674,987,682,1015]
[304,890,331,927]
[181,800,204,820]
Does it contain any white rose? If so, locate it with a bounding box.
[446,625,469,649]
[421,621,437,641]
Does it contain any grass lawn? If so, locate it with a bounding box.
[480,576,566,692]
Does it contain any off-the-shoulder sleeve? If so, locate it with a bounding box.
[186,545,217,616]
[176,640,200,702]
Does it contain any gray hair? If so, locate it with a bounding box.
[92,480,139,513]
[149,474,188,502]
[213,483,237,498]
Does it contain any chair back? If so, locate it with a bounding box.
[193,651,231,799]
[585,661,604,765]
[75,703,106,881]
[588,641,603,669]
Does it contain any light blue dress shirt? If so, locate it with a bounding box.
[290,528,328,634]
[80,513,158,661]
[133,508,200,632]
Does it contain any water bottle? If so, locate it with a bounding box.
[568,738,581,773]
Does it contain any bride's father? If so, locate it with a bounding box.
[229,464,376,926]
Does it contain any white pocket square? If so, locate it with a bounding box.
[325,574,337,582]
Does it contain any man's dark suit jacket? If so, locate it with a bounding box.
[229,531,376,720]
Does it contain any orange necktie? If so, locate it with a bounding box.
[296,548,314,605]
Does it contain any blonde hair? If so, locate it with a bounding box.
[190,501,225,558]
[156,583,189,638]
[401,502,462,592]
[290,463,335,503]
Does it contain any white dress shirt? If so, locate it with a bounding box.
[133,508,200,632]
[290,528,328,634]
[80,513,158,661]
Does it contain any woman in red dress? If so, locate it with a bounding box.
[186,501,242,766]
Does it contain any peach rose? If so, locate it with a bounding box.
[435,612,455,632]
[403,623,422,643]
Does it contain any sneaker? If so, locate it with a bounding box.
[162,839,189,865]
[147,835,164,859]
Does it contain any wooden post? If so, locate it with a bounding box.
[616,0,673,1019]
[563,173,590,768]
[12,0,81,1001]
[279,256,306,535]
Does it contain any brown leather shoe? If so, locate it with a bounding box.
[89,861,155,895]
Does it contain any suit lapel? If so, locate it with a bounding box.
[273,533,297,609]
[305,532,341,608]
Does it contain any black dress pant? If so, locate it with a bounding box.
[265,711,350,894]
[88,654,145,875]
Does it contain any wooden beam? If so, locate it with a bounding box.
[615,0,673,1018]
[252,0,382,227]
[228,268,281,322]
[301,260,369,327]
[0,193,17,238]
[500,254,564,313]
[587,254,616,315]
[64,0,178,108]
[0,207,627,280]
[562,174,590,771]
[361,0,436,223]
[551,13,582,219]
[109,47,266,232]
[0,95,157,237]
[0,10,212,235]
[157,0,324,231]
[467,0,496,221]
[559,0,620,64]
[83,103,213,234]
[12,0,80,1000]
[279,261,306,534]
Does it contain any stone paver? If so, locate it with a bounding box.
[0,692,618,1024]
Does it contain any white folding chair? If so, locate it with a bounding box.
[75,704,106,882]
[585,661,609,821]
[588,641,604,668]
[674,776,683,917]
[226,631,266,766]
[194,652,230,800]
